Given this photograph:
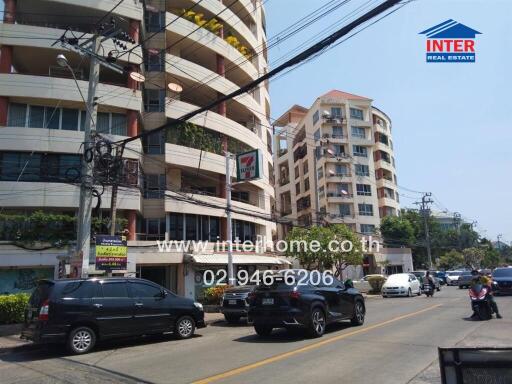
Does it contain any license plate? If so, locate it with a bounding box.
[262,298,274,305]
[228,299,237,305]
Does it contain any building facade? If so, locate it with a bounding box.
[273,90,401,277]
[0,0,278,298]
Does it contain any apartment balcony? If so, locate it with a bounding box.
[0,181,141,210]
[374,123,389,134]
[376,177,396,190]
[350,118,372,127]
[374,141,392,152]
[0,23,142,66]
[350,135,373,145]
[374,159,394,172]
[0,74,142,112]
[322,116,344,125]
[165,54,261,114]
[166,13,258,83]
[326,173,351,183]
[326,192,354,202]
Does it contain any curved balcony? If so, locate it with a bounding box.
[0,24,142,65]
[164,191,268,227]
[166,13,258,82]
[376,177,396,190]
[172,0,258,51]
[164,143,275,197]
[379,197,400,209]
[45,0,143,20]
[374,159,394,172]
[165,99,272,164]
[0,182,141,210]
[0,128,142,158]
[0,74,142,112]
[374,141,393,152]
[165,54,261,113]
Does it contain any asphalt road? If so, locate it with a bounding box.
[1,287,511,384]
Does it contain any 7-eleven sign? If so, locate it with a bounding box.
[236,149,262,182]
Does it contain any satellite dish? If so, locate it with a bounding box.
[326,148,335,156]
[129,72,145,83]
[328,169,335,176]
[341,189,348,195]
[168,82,183,93]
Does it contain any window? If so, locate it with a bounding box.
[353,145,367,157]
[111,113,128,136]
[144,130,164,154]
[7,103,27,127]
[319,186,325,198]
[96,112,110,133]
[331,107,342,119]
[29,105,45,128]
[304,178,310,191]
[145,11,165,32]
[338,183,350,195]
[130,282,162,298]
[332,126,343,138]
[350,107,364,120]
[313,129,320,141]
[351,126,366,139]
[61,108,79,131]
[355,164,369,176]
[303,162,308,175]
[339,204,351,216]
[358,203,374,216]
[312,110,319,125]
[144,89,165,112]
[45,107,60,129]
[317,167,323,179]
[61,281,98,298]
[144,174,165,198]
[101,282,129,298]
[356,184,371,196]
[360,224,375,234]
[335,164,349,176]
[146,50,165,72]
[295,182,300,195]
[294,165,299,179]
[333,144,345,156]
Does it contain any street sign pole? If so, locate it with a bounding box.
[225,152,235,286]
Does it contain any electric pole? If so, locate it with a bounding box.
[415,192,434,269]
[77,35,100,278]
[225,152,235,286]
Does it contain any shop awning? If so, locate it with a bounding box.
[188,254,291,265]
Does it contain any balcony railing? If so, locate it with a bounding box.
[323,117,344,124]
[327,192,353,198]
[279,177,290,186]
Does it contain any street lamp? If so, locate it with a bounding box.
[56,53,69,68]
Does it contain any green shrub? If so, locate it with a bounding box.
[0,293,30,324]
[367,275,386,293]
[203,285,229,305]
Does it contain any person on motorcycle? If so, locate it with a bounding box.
[470,269,502,319]
[425,271,435,297]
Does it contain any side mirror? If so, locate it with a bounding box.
[161,290,168,298]
[344,280,354,289]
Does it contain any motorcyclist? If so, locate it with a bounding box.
[424,271,435,297]
[470,269,502,319]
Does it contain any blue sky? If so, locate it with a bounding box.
[266,0,512,242]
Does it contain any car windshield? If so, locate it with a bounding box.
[493,268,512,278]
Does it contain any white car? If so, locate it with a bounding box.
[382,273,421,297]
[445,271,463,286]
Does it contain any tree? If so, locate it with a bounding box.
[285,224,362,277]
[480,245,502,269]
[462,247,485,269]
[438,249,464,270]
[379,215,415,247]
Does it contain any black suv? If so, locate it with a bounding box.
[21,277,205,354]
[220,285,257,323]
[248,271,365,338]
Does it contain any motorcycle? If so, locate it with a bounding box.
[469,284,494,320]
[423,283,434,297]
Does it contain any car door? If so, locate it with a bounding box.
[334,278,355,318]
[92,280,136,337]
[315,278,343,320]
[409,274,420,293]
[129,280,172,334]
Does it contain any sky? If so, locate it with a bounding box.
[265,0,512,243]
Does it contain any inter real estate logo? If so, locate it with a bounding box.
[419,19,481,63]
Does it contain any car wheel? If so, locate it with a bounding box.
[437,286,441,292]
[175,316,195,339]
[254,324,273,337]
[382,295,388,298]
[308,307,326,338]
[407,288,412,297]
[67,326,96,355]
[350,301,365,326]
[224,315,241,324]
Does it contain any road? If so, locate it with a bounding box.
[1,287,511,384]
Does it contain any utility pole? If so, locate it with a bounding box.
[77,35,100,278]
[453,212,462,250]
[415,192,434,269]
[109,145,125,236]
[225,152,235,286]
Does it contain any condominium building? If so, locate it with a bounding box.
[274,90,402,276]
[0,0,278,298]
